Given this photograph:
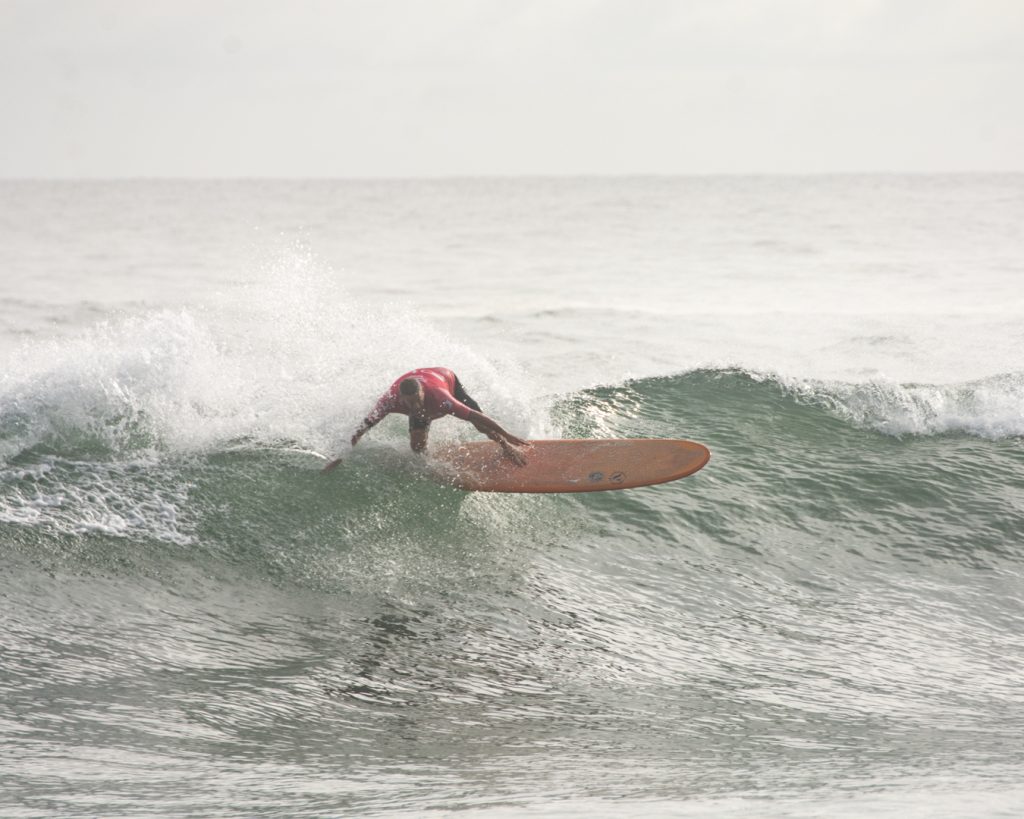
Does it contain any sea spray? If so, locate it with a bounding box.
[1,249,545,465]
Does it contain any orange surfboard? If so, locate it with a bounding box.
[430,439,710,493]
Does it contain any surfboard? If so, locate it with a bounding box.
[430,439,710,493]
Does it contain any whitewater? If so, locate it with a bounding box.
[1,176,1023,817]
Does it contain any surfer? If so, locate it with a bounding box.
[321,367,529,473]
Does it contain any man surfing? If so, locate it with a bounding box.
[321,367,529,473]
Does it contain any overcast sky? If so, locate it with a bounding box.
[2,0,1022,177]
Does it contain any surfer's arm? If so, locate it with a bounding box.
[350,415,380,447]
[320,409,387,475]
[466,410,529,464]
[351,393,395,447]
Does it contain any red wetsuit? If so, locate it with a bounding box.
[366,367,474,425]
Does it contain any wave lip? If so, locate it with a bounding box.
[582,367,1024,441]
[782,371,1024,439]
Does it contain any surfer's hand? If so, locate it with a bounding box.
[321,457,344,475]
[501,444,527,467]
[504,432,530,447]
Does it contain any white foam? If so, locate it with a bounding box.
[0,457,194,545]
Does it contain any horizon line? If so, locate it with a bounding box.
[2,170,1023,183]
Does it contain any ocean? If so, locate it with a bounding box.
[1,176,1022,818]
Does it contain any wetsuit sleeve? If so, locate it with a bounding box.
[440,393,473,421]
[365,393,396,424]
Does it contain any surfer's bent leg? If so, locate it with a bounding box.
[453,377,482,412]
[409,415,430,453]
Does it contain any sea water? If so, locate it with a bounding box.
[1,176,1023,817]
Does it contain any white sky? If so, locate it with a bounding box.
[2,0,1023,177]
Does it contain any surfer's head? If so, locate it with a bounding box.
[399,378,424,412]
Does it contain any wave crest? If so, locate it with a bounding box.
[574,368,1024,440]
